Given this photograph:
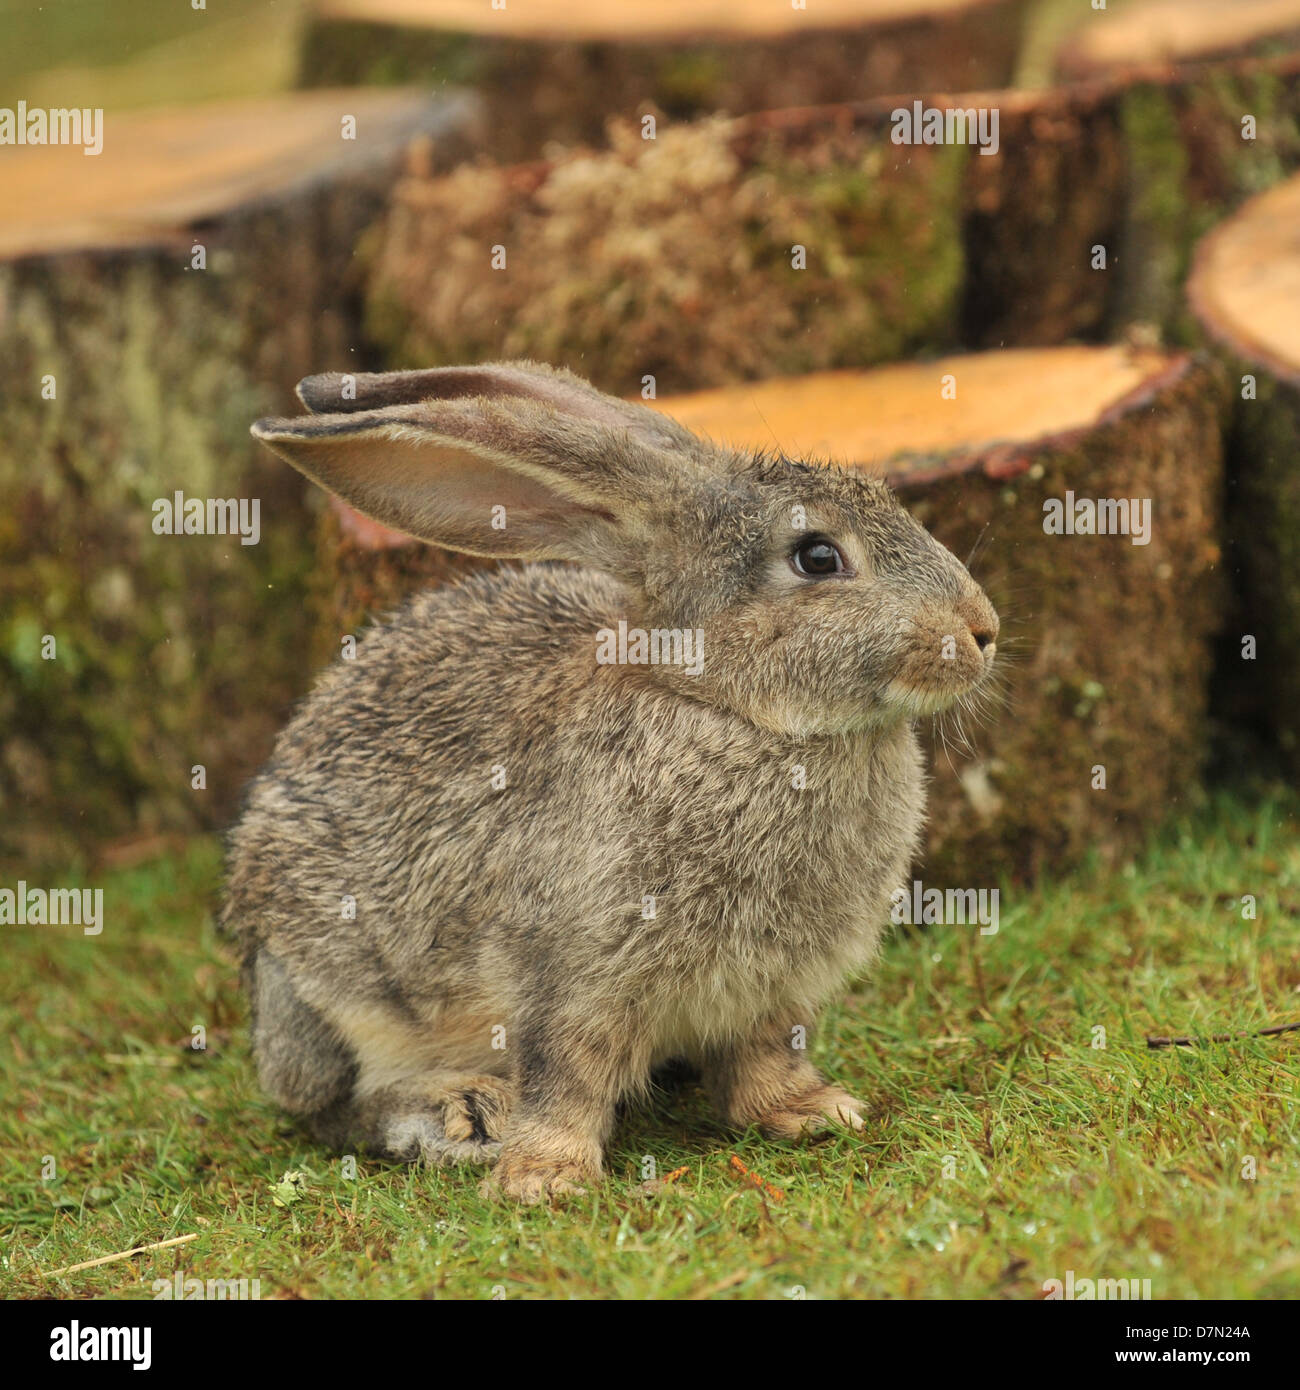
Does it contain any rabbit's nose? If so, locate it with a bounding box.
[957,595,999,652]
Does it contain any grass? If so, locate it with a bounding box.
[2,788,1298,1300]
[0,0,304,113]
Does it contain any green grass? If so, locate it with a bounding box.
[2,789,1298,1300]
[0,0,304,113]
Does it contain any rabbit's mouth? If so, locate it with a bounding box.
[882,679,980,720]
[881,644,997,721]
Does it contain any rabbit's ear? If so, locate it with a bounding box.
[251,395,675,564]
[294,361,694,451]
[297,367,542,414]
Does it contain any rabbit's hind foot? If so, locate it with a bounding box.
[325,1076,513,1167]
[439,1074,513,1145]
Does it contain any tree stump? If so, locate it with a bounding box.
[0,89,471,863]
[1188,171,1300,773]
[311,345,1227,882]
[1056,0,1300,82]
[364,54,1300,385]
[298,0,1029,160]
[656,346,1228,880]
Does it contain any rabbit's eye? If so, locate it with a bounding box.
[792,537,846,578]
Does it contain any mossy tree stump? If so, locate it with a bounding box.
[1188,170,1300,772]
[299,0,1029,160]
[1046,18,1300,338]
[0,89,470,863]
[365,54,1300,382]
[313,345,1226,882]
[653,347,1228,880]
[1056,0,1300,82]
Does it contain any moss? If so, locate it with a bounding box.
[366,118,967,395]
[1089,68,1299,354]
[653,49,733,114]
[297,22,483,90]
[1119,86,1194,332]
[360,282,417,373]
[0,259,315,864]
[1203,67,1300,197]
[758,141,968,367]
[0,174,399,865]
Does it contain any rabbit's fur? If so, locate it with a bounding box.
[222,361,998,1202]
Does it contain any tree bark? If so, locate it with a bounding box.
[1055,0,1300,82]
[299,0,1030,161]
[1188,171,1300,774]
[364,54,1300,389]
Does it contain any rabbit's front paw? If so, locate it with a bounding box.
[756,1086,867,1141]
[481,1151,599,1204]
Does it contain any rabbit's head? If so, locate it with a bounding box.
[253,361,998,738]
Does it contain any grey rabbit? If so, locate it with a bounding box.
[221,361,998,1202]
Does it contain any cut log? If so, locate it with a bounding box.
[298,0,1029,160]
[652,346,1176,463]
[313,345,1226,882]
[1057,0,1300,82]
[651,347,1228,879]
[365,53,1300,387]
[0,90,471,863]
[0,88,477,260]
[1188,171,1300,772]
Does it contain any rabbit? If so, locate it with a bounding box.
[221,360,998,1202]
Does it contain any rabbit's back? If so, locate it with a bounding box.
[222,563,617,979]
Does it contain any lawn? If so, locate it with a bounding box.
[2,787,1297,1300]
[0,0,305,112]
